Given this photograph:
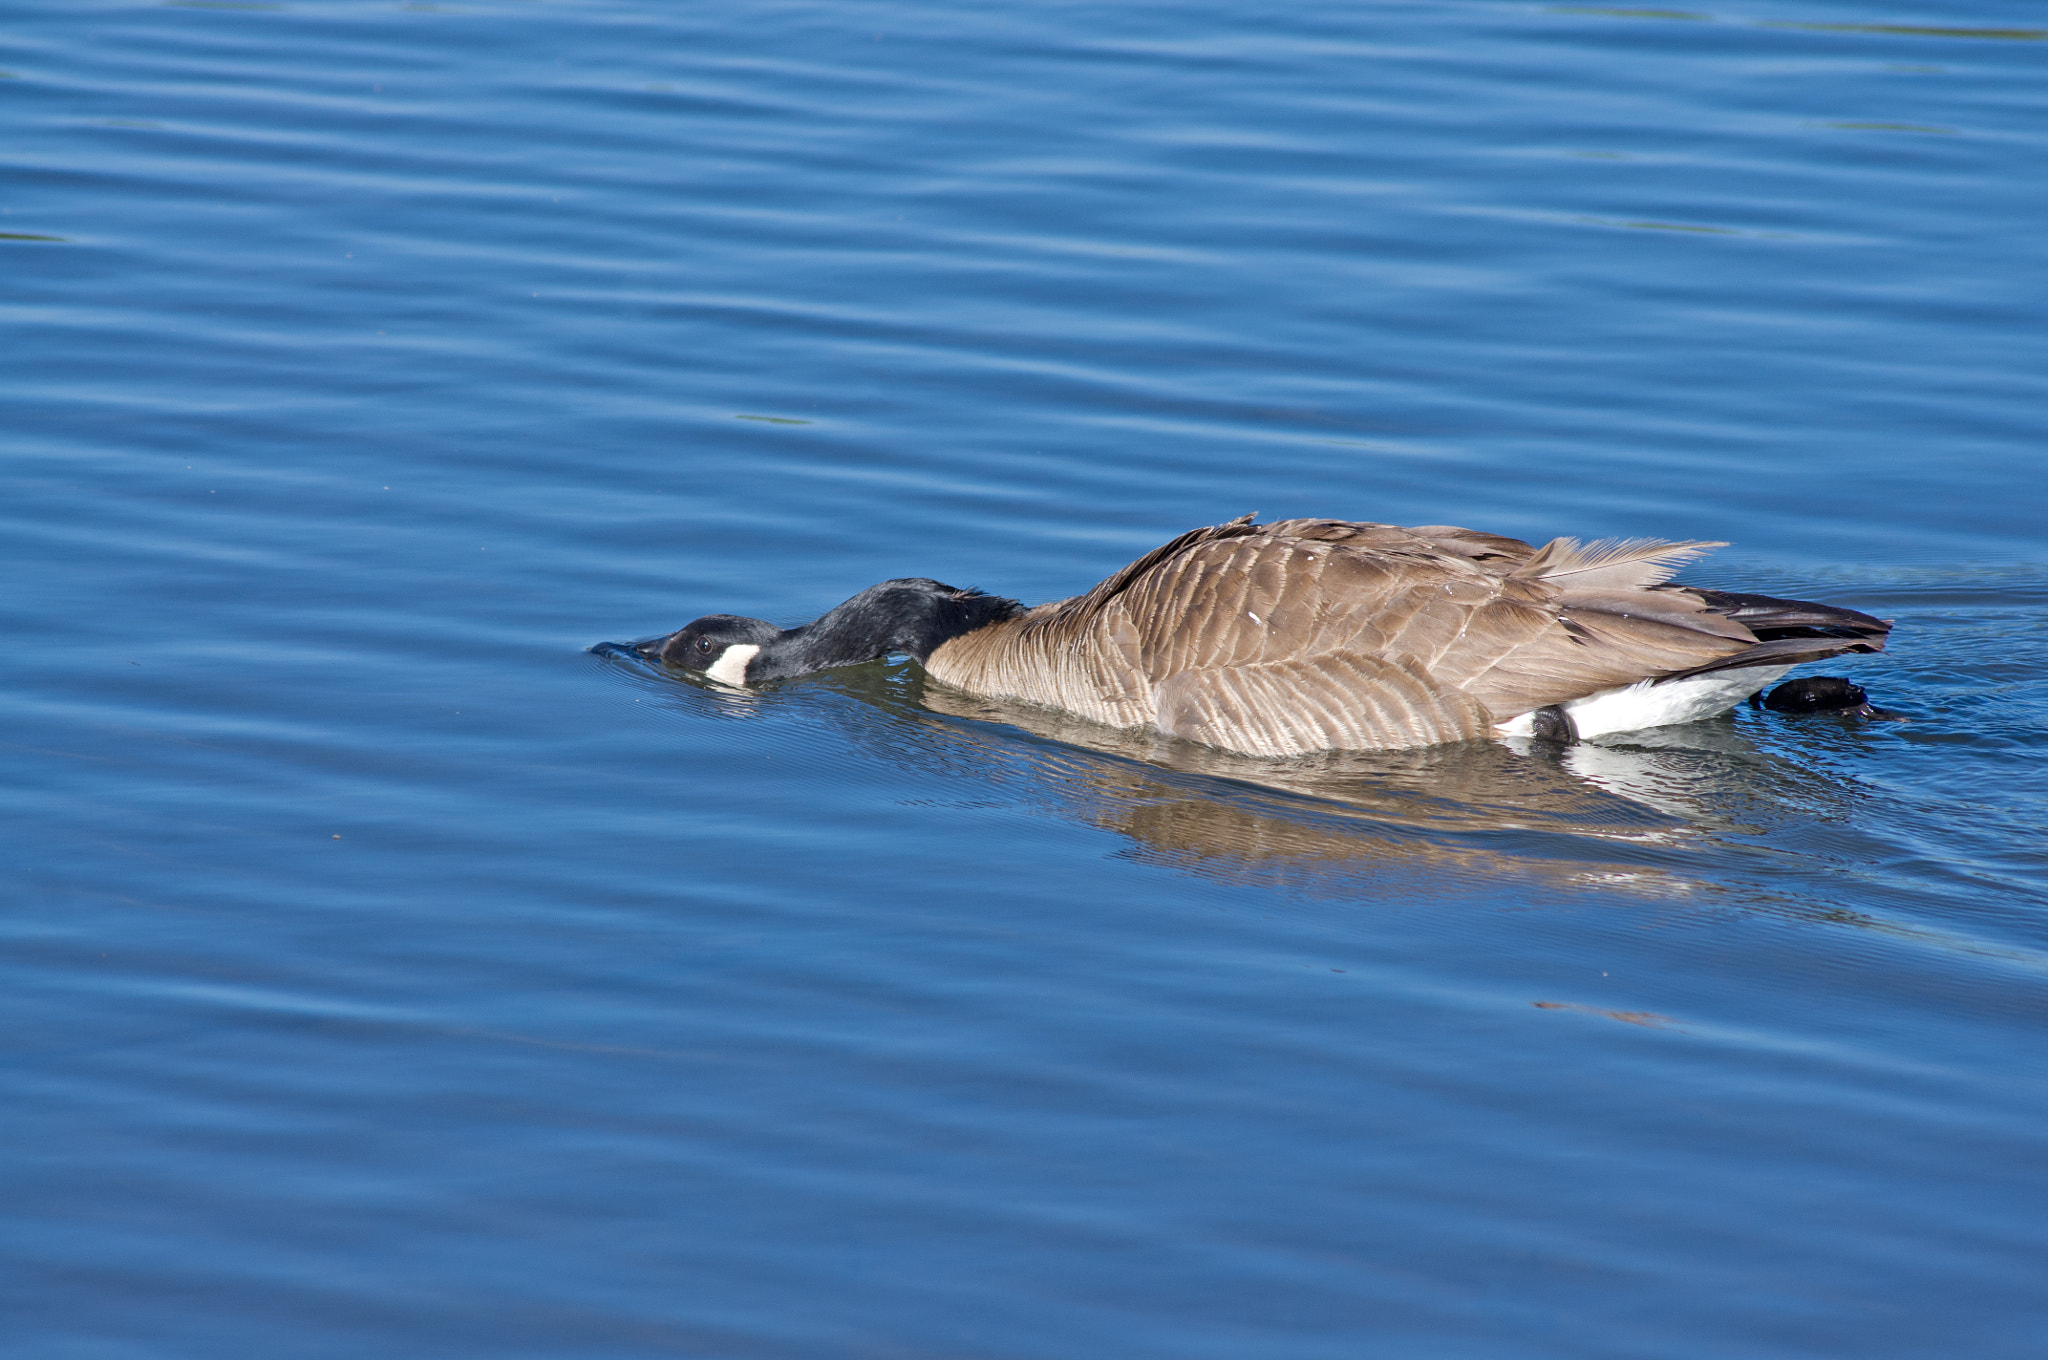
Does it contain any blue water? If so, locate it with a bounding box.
[5,2,2046,1355]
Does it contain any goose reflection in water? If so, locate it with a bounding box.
[599,648,1875,904]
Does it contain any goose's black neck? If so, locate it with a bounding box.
[748,578,1022,681]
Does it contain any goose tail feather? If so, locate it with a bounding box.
[1513,536,1726,591]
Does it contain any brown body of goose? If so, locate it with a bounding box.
[633,515,1891,757]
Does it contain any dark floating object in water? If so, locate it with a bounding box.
[1753,676,1875,716]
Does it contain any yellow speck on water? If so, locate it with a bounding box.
[1765,22,2045,40]
[1813,120,1956,134]
[1549,7,1707,19]
[1534,1000,1674,1028]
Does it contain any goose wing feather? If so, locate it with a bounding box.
[1512,536,1725,590]
[925,518,1887,755]
[1113,525,1751,709]
[1116,524,1498,676]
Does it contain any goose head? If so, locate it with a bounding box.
[635,578,1023,686]
[635,614,784,684]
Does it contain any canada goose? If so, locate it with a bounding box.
[630,515,1890,756]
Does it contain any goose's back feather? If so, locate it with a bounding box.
[924,517,1887,756]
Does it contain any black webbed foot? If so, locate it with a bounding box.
[1752,676,1877,718]
[1529,704,1577,744]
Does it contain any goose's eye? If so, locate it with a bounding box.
[695,637,715,655]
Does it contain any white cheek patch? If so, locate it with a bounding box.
[704,643,760,686]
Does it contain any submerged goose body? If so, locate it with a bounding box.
[635,516,1889,756]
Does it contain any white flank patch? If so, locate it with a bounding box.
[705,643,760,686]
[1494,664,1793,741]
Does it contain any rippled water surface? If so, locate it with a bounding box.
[6,2,2047,1356]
